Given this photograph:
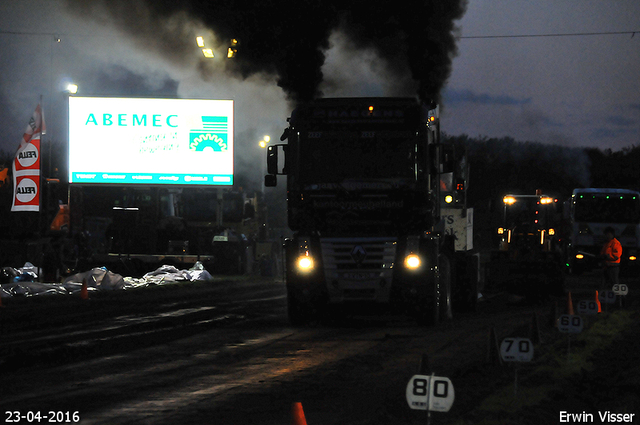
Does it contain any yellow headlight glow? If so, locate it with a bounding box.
[405,254,421,269]
[297,255,314,271]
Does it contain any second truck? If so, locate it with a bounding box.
[264,97,477,325]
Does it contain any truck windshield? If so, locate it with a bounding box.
[298,131,418,183]
[574,196,640,223]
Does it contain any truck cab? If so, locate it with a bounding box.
[265,98,475,325]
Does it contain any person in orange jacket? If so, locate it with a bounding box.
[0,166,8,188]
[600,226,622,286]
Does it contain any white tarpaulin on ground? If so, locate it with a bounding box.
[0,263,213,298]
[63,267,126,290]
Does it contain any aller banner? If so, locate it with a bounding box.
[12,103,46,212]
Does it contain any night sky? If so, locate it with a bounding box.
[0,0,638,186]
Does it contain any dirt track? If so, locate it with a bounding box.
[1,273,638,425]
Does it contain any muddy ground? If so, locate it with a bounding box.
[1,273,638,425]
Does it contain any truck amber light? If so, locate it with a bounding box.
[444,194,454,204]
[497,227,504,235]
[630,256,637,261]
[404,254,421,269]
[503,196,516,205]
[549,228,555,236]
[576,254,585,260]
[297,255,314,271]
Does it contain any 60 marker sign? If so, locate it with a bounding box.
[557,314,584,333]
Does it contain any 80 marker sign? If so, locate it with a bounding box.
[406,375,455,412]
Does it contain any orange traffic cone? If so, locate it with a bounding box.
[595,290,602,313]
[567,292,574,315]
[291,402,307,425]
[80,279,89,300]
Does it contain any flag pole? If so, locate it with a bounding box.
[39,94,45,240]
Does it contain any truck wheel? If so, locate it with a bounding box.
[453,254,478,313]
[438,255,453,321]
[287,291,319,326]
[416,255,452,326]
[416,297,439,326]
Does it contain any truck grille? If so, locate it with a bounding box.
[320,237,396,271]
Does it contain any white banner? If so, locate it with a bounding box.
[12,103,45,212]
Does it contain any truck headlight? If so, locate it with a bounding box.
[404,254,421,269]
[297,255,314,271]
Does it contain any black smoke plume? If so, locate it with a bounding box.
[65,0,467,105]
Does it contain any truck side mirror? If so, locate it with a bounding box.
[267,144,288,175]
[267,145,279,175]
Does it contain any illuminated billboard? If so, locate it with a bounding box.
[68,97,234,186]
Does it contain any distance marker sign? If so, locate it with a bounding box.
[612,284,629,296]
[598,290,617,304]
[557,314,584,333]
[576,300,599,315]
[406,375,455,412]
[500,338,534,362]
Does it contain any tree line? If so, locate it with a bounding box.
[445,134,640,207]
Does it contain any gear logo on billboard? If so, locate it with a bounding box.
[15,178,38,203]
[17,143,39,168]
[189,116,228,152]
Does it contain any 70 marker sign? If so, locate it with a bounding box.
[500,338,534,362]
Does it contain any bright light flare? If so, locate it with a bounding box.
[66,84,78,94]
[297,255,314,271]
[503,196,517,205]
[576,254,585,260]
[444,195,454,204]
[404,254,421,269]
[202,48,214,58]
[540,197,553,204]
[196,36,205,47]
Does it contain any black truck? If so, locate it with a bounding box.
[265,97,477,325]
